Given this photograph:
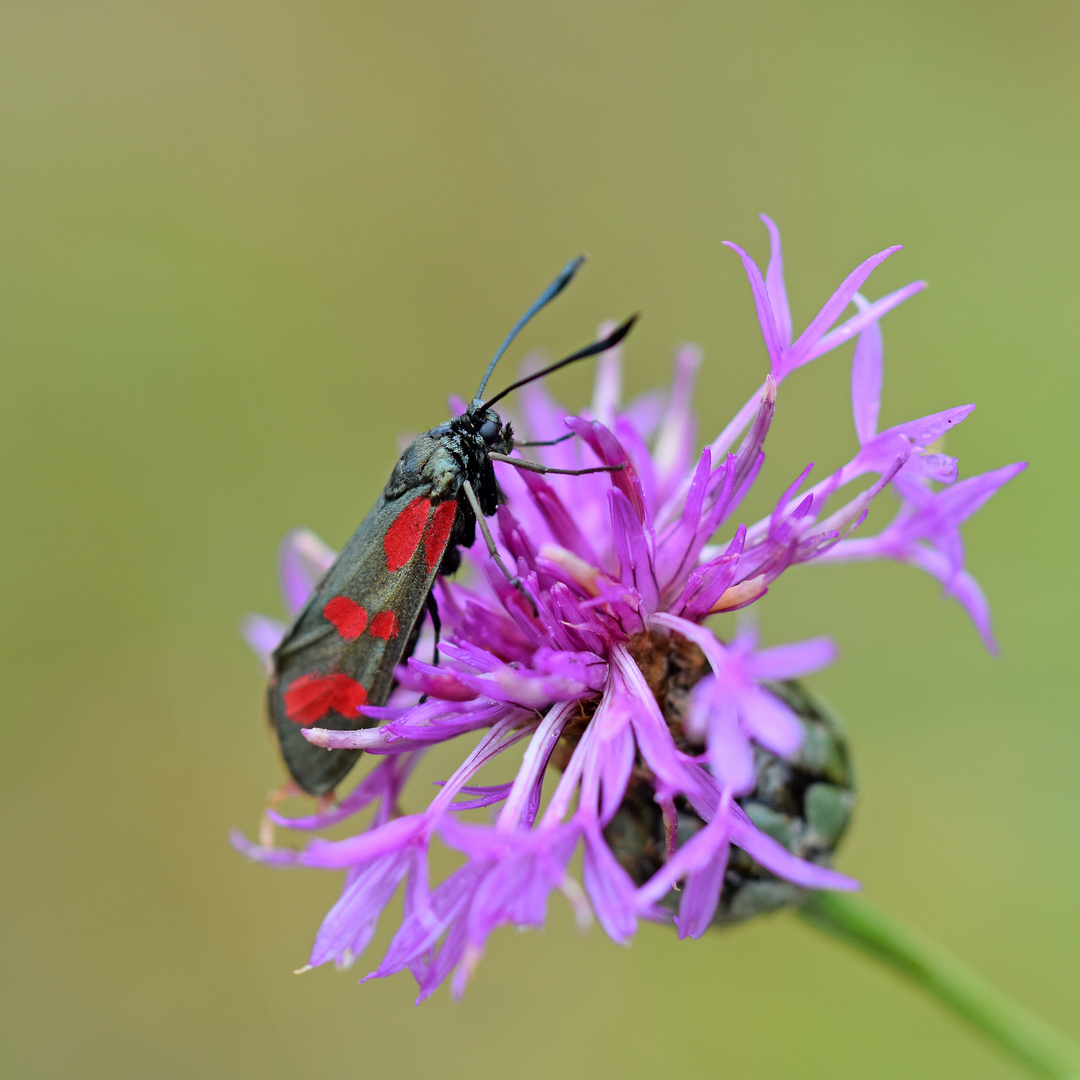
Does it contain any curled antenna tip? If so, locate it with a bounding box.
[479,312,640,412]
[563,254,587,276]
[607,313,639,345]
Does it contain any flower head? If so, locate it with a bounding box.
[235,217,1024,999]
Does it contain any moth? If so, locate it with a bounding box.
[267,258,636,795]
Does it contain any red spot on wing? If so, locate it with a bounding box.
[384,496,431,572]
[424,499,458,572]
[368,610,399,640]
[282,673,368,725]
[322,596,368,640]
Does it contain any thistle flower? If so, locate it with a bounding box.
[233,216,1024,1001]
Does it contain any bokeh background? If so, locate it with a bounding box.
[2,3,1076,1078]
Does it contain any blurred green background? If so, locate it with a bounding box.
[2,3,1076,1077]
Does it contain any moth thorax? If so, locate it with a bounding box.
[561,629,857,926]
[427,444,471,499]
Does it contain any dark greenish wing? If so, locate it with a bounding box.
[268,489,462,795]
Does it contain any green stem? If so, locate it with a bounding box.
[798,891,1080,1080]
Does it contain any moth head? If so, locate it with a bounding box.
[456,405,513,452]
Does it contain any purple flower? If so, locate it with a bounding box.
[809,293,1026,650]
[233,217,1024,999]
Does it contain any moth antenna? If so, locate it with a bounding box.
[480,314,638,412]
[473,255,586,404]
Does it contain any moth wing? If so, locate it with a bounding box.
[268,490,461,795]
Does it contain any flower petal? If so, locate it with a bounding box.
[278,529,337,616]
[746,637,836,681]
[729,805,859,891]
[784,246,904,375]
[806,280,926,367]
[582,821,639,944]
[723,240,783,372]
[850,293,883,445]
[652,343,702,495]
[760,214,792,350]
[240,614,285,669]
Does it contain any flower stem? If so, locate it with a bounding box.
[798,891,1080,1079]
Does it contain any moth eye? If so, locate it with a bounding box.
[479,419,500,443]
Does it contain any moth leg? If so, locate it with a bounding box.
[488,451,627,477]
[416,592,443,706]
[514,431,576,448]
[461,478,537,615]
[260,779,307,847]
[427,591,442,668]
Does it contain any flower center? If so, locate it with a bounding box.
[548,629,710,774]
[548,629,858,927]
[623,628,711,751]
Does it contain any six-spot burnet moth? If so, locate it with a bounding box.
[267,258,637,795]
